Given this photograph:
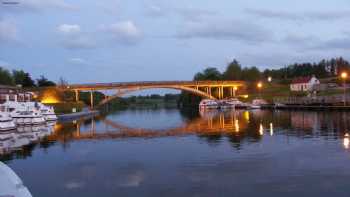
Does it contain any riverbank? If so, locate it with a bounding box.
[272,105,350,111]
[57,110,99,122]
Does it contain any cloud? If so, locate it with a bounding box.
[57,24,81,35]
[103,21,142,44]
[282,33,321,50]
[61,36,96,49]
[68,57,88,65]
[246,8,350,21]
[0,0,76,13]
[145,5,217,21]
[175,7,218,22]
[146,5,164,17]
[316,36,350,50]
[0,18,18,42]
[57,24,96,49]
[177,18,272,43]
[281,32,350,51]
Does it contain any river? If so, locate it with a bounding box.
[1,108,350,197]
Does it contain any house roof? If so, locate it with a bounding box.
[0,85,19,90]
[291,76,313,84]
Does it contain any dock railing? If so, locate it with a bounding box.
[274,94,349,105]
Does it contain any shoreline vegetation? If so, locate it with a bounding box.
[1,57,350,112]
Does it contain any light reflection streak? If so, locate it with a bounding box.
[270,123,274,136]
[344,133,349,149]
[259,123,264,136]
[234,119,239,132]
[244,111,250,122]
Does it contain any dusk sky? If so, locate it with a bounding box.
[1,0,350,83]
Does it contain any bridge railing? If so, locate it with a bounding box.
[65,80,245,89]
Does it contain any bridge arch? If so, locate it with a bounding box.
[64,80,245,108]
[97,85,216,107]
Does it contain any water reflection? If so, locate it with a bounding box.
[0,123,54,156]
[344,133,349,149]
[2,109,350,160]
[49,110,350,149]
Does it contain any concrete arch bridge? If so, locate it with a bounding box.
[63,81,245,108]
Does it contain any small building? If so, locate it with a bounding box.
[290,76,320,92]
[0,85,33,103]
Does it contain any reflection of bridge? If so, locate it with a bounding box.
[63,81,245,108]
[52,111,249,140]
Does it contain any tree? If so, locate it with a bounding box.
[57,77,68,88]
[12,70,36,87]
[194,67,222,80]
[223,59,242,80]
[0,67,14,85]
[241,66,261,81]
[37,75,56,87]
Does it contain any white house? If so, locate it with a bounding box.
[290,76,320,92]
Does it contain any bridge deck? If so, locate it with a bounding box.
[65,80,245,90]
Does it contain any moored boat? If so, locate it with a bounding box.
[0,111,16,131]
[219,98,249,109]
[11,110,46,125]
[37,103,58,121]
[249,99,268,109]
[199,99,219,110]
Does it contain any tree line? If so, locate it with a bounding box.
[179,57,350,107]
[0,67,56,87]
[194,57,350,82]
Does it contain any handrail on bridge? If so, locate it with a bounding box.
[64,80,245,90]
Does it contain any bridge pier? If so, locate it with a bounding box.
[75,90,79,102]
[90,90,94,109]
[221,86,224,99]
[217,86,224,99]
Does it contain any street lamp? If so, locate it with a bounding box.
[257,82,263,99]
[341,72,348,106]
[267,76,272,82]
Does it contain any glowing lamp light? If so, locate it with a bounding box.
[40,90,61,104]
[268,76,272,82]
[41,97,60,104]
[257,82,263,89]
[341,72,348,79]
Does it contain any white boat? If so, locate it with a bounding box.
[1,101,46,125]
[11,110,46,125]
[0,161,33,197]
[249,105,261,109]
[220,98,249,109]
[37,103,58,121]
[249,99,268,109]
[199,99,219,109]
[0,111,16,131]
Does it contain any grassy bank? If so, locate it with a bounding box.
[45,102,85,114]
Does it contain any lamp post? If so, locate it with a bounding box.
[257,82,263,99]
[341,72,348,106]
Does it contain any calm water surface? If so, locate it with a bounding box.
[1,108,350,197]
